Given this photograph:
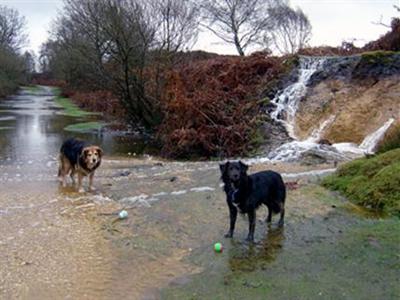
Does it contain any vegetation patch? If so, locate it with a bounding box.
[21,85,42,93]
[322,148,400,216]
[55,95,99,117]
[64,121,104,133]
[158,53,287,159]
[377,122,400,153]
[352,50,400,80]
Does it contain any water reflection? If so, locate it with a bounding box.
[0,86,157,166]
[228,226,285,273]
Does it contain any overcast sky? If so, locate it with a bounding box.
[0,0,398,55]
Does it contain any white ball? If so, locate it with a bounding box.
[118,210,128,219]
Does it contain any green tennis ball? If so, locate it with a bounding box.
[214,242,223,253]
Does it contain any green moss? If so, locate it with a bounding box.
[322,148,400,216]
[64,121,104,133]
[359,50,397,64]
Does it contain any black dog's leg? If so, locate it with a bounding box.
[225,204,237,238]
[246,210,256,242]
[278,203,285,227]
[266,207,272,223]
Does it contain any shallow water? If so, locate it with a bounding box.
[0,86,155,166]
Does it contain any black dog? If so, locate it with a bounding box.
[220,161,286,242]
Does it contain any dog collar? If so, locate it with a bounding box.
[229,189,239,201]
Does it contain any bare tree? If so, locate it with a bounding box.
[0,5,27,51]
[151,0,200,54]
[265,4,311,54]
[46,0,162,127]
[372,4,400,28]
[200,0,279,56]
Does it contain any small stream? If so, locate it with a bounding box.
[0,86,155,169]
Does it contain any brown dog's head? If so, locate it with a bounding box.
[81,146,103,169]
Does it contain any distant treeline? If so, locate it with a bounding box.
[0,5,34,97]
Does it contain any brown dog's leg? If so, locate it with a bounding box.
[58,156,71,187]
[89,172,95,192]
[70,168,76,184]
[77,173,84,193]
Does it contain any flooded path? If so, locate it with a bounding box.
[1,87,399,299]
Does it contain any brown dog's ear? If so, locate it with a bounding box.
[239,161,248,172]
[219,161,229,174]
[95,146,103,157]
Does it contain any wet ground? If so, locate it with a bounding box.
[0,87,399,299]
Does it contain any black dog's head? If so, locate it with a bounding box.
[219,160,249,184]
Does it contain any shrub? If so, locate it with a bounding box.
[157,53,286,159]
[70,90,125,119]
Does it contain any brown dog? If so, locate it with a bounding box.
[58,138,103,193]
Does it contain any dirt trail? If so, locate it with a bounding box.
[0,157,341,299]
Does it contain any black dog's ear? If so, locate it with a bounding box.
[239,161,248,172]
[219,161,229,174]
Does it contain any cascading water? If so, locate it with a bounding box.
[359,118,395,153]
[265,56,395,162]
[270,56,327,138]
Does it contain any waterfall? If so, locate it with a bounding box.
[359,118,395,153]
[270,56,326,138]
[264,56,396,163]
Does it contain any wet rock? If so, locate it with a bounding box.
[116,170,131,177]
[318,139,332,146]
[353,52,400,80]
[298,146,347,165]
[258,120,292,154]
[307,55,361,87]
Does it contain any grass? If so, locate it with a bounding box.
[50,87,100,118]
[322,148,400,216]
[377,123,400,153]
[64,121,104,133]
[21,85,42,93]
[55,96,99,117]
